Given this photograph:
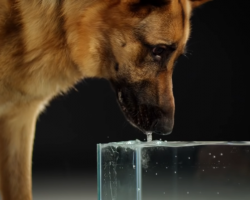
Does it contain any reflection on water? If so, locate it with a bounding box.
[97,141,250,200]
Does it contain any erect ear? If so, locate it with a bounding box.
[190,0,211,9]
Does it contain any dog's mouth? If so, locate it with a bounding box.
[115,88,173,135]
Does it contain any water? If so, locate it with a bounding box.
[97,141,250,200]
[146,132,152,142]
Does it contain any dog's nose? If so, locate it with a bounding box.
[151,117,173,135]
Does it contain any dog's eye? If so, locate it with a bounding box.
[152,46,166,56]
[152,44,177,61]
[152,46,167,61]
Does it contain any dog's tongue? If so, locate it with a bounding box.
[146,132,153,142]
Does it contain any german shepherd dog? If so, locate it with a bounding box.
[0,0,210,199]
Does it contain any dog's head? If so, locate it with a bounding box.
[68,0,210,135]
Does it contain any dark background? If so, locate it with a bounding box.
[32,0,249,192]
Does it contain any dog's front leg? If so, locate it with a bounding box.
[0,101,41,200]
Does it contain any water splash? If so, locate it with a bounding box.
[146,132,152,142]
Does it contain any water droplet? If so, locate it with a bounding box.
[213,156,216,158]
[220,153,223,156]
[174,171,177,174]
[156,162,158,164]
[209,153,211,155]
[187,192,189,194]
[156,173,158,175]
[175,155,177,158]
[202,169,205,172]
[163,192,165,195]
[217,192,220,195]
[107,136,109,138]
[188,157,190,159]
[218,160,220,162]
[138,188,140,191]
[133,165,136,169]
[146,132,152,142]
[166,167,168,169]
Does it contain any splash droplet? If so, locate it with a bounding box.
[146,132,152,142]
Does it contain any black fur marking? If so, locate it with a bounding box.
[129,0,170,13]
[135,0,170,7]
[4,0,25,59]
[115,63,119,72]
[57,0,66,40]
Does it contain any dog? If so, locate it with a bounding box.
[0,0,210,199]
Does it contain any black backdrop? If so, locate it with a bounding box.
[33,0,249,172]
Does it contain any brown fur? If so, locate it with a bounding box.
[0,0,210,199]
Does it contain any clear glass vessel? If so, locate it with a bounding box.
[97,141,250,200]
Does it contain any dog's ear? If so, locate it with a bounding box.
[190,0,211,9]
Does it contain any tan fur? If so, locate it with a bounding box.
[0,0,210,199]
